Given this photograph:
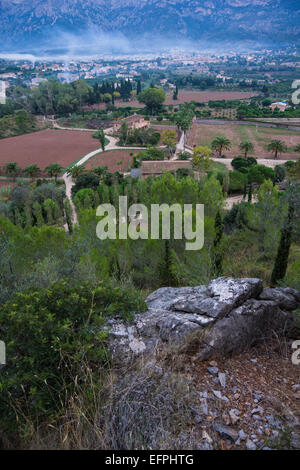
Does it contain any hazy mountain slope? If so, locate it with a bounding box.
[0,0,299,52]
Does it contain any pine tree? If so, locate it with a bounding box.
[271,203,294,286]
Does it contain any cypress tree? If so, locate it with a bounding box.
[25,204,33,229]
[14,208,23,227]
[94,191,100,208]
[248,182,252,202]
[213,211,223,277]
[32,202,44,227]
[63,198,73,234]
[43,200,54,225]
[271,203,294,286]
[158,240,180,287]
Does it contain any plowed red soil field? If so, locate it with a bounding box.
[0,129,100,169]
[86,149,135,173]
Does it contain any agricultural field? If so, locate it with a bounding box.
[0,129,100,169]
[164,90,257,106]
[89,90,257,110]
[58,114,112,130]
[86,149,134,173]
[187,122,300,159]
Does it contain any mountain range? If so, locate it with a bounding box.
[0,0,299,54]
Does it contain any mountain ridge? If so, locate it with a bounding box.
[0,0,299,53]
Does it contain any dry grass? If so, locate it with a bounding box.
[188,122,300,160]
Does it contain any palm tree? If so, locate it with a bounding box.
[239,140,254,158]
[5,162,20,180]
[211,136,231,157]
[93,165,108,179]
[24,164,40,179]
[45,163,64,181]
[67,164,85,178]
[267,140,287,159]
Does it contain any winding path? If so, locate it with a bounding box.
[61,131,149,225]
[53,120,287,227]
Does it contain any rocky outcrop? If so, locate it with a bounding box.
[107,277,299,364]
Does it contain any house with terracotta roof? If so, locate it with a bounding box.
[113,113,150,133]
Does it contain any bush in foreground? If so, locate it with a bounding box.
[0,279,146,436]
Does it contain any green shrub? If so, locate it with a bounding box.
[73,188,95,209]
[71,173,100,198]
[0,280,146,434]
[274,165,286,182]
[231,156,257,171]
[248,164,275,184]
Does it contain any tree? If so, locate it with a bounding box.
[119,121,128,146]
[96,128,107,152]
[67,164,85,179]
[173,84,178,100]
[63,198,73,233]
[32,201,44,226]
[93,165,108,179]
[174,103,195,144]
[271,203,294,286]
[24,164,41,179]
[213,211,223,277]
[25,203,33,229]
[73,79,93,114]
[199,175,224,219]
[248,183,252,202]
[45,163,64,181]
[161,129,177,159]
[137,88,166,115]
[71,172,100,197]
[239,140,254,159]
[274,164,286,183]
[192,146,212,174]
[5,162,20,179]
[158,240,180,287]
[136,80,142,95]
[287,158,300,180]
[211,136,231,158]
[267,140,287,159]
